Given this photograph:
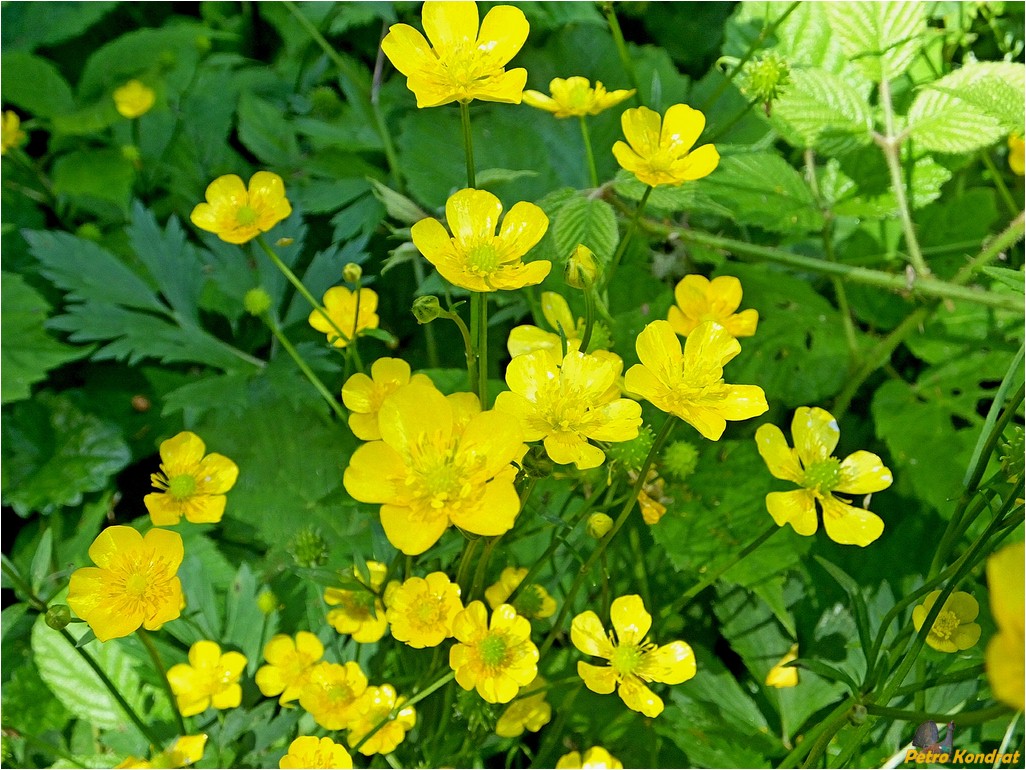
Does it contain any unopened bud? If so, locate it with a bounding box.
[257,589,279,615]
[565,244,600,289]
[741,52,791,103]
[243,287,273,316]
[848,704,868,726]
[120,144,141,163]
[45,604,71,631]
[343,262,362,284]
[76,223,103,242]
[412,295,444,324]
[275,237,294,247]
[587,513,614,539]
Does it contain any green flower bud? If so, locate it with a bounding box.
[565,244,600,289]
[309,86,343,119]
[45,604,71,631]
[120,144,141,163]
[343,262,363,284]
[1000,426,1024,485]
[257,589,279,615]
[412,295,445,324]
[740,52,791,103]
[75,223,103,242]
[587,513,614,539]
[663,440,700,481]
[243,287,273,316]
[606,426,655,473]
[288,526,328,568]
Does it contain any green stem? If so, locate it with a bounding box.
[579,116,600,188]
[471,292,489,406]
[601,3,642,104]
[607,185,652,286]
[954,211,1025,285]
[137,629,187,735]
[352,671,455,754]
[891,665,984,698]
[863,703,1010,726]
[412,260,440,368]
[460,101,476,188]
[263,314,347,421]
[454,537,482,596]
[579,287,597,353]
[777,696,856,768]
[981,149,1020,218]
[470,536,500,601]
[707,97,761,143]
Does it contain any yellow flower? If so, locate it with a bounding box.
[299,661,369,730]
[324,561,389,643]
[522,77,634,118]
[495,675,551,737]
[556,746,624,769]
[411,188,550,292]
[190,172,292,244]
[342,357,434,440]
[495,347,642,470]
[1,111,26,155]
[625,320,768,440]
[385,572,464,648]
[345,383,526,555]
[571,594,696,717]
[565,243,601,288]
[755,407,893,547]
[113,80,156,119]
[912,591,981,653]
[450,601,539,703]
[279,736,352,769]
[346,685,417,756]
[613,104,719,187]
[381,1,529,108]
[637,488,668,526]
[117,735,208,768]
[309,286,380,349]
[508,292,585,358]
[668,275,758,338]
[167,640,247,717]
[144,431,239,526]
[1009,134,1025,176]
[484,566,556,620]
[67,526,184,642]
[255,632,324,705]
[987,541,1024,709]
[765,644,799,688]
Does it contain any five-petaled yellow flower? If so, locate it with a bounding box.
[342,357,434,440]
[346,685,417,756]
[496,347,642,470]
[450,600,539,703]
[117,735,207,769]
[755,406,893,547]
[279,736,353,769]
[556,746,624,769]
[1009,134,1025,176]
[571,594,696,718]
[167,640,247,717]
[385,572,464,648]
[1,111,26,155]
[345,383,526,555]
[144,431,239,526]
[67,526,184,642]
[324,562,389,643]
[190,172,292,244]
[613,104,719,187]
[299,661,369,730]
[484,566,557,620]
[309,286,380,348]
[912,591,982,653]
[113,80,156,119]
[765,644,799,688]
[255,631,324,704]
[986,541,1024,709]
[382,1,529,108]
[495,674,551,737]
[668,275,758,339]
[411,188,550,292]
[625,320,768,440]
[523,77,634,118]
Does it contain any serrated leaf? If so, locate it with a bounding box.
[826,2,927,82]
[906,89,1004,155]
[773,69,873,154]
[613,171,732,218]
[927,61,1025,134]
[0,52,75,116]
[369,178,428,225]
[237,92,300,165]
[981,266,1025,293]
[552,195,619,262]
[126,202,205,322]
[52,149,136,216]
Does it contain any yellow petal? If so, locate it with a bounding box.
[522,90,558,112]
[617,677,663,717]
[946,591,980,623]
[161,431,206,467]
[634,320,682,378]
[458,410,525,479]
[465,68,528,105]
[755,423,803,483]
[410,216,453,269]
[820,495,884,547]
[791,407,839,466]
[673,274,712,319]
[716,385,768,420]
[204,175,247,208]
[950,622,982,651]
[682,320,740,369]
[340,372,375,412]
[725,308,759,337]
[195,453,239,495]
[380,503,449,555]
[641,640,696,685]
[447,188,501,245]
[836,451,893,494]
[570,611,615,658]
[543,433,605,469]
[142,527,185,568]
[766,489,818,535]
[381,23,433,77]
[660,103,705,153]
[88,525,143,569]
[499,201,548,259]
[343,442,407,503]
[621,106,661,156]
[577,661,617,694]
[210,683,242,710]
[987,631,1025,709]
[452,601,488,641]
[378,383,452,455]
[679,405,728,441]
[586,399,643,442]
[610,594,651,644]
[988,542,1025,635]
[672,143,720,181]
[541,292,578,339]
[248,171,289,215]
[612,141,645,177]
[623,363,665,406]
[476,4,529,67]
[422,1,478,56]
[449,473,520,536]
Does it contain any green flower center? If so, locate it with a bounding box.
[415,598,443,626]
[932,610,960,640]
[236,205,258,226]
[125,573,149,597]
[327,683,353,703]
[609,642,643,677]
[466,242,502,274]
[168,473,197,500]
[513,585,544,618]
[803,458,842,493]
[479,633,509,668]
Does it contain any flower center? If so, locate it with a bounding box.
[646,148,679,174]
[466,242,502,274]
[932,610,961,640]
[479,633,509,668]
[236,205,258,226]
[125,573,149,597]
[804,458,842,493]
[168,473,197,500]
[609,642,643,677]
[327,683,353,703]
[415,599,443,626]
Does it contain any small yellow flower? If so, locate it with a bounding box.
[167,641,247,717]
[385,572,464,648]
[912,591,981,653]
[381,1,529,108]
[637,488,668,526]
[117,735,208,768]
[341,357,434,440]
[113,80,156,119]
[450,601,539,703]
[144,431,239,526]
[571,594,696,717]
[484,567,556,620]
[765,644,799,688]
[986,541,1024,709]
[1009,134,1025,176]
[324,562,389,643]
[508,292,585,358]
[279,736,353,769]
[190,172,292,244]
[346,685,417,756]
[1,111,26,155]
[309,286,380,349]
[625,320,768,441]
[523,77,634,118]
[345,383,526,555]
[255,632,324,705]
[67,526,184,642]
[411,188,550,292]
[556,746,624,769]
[299,661,369,730]
[613,104,719,187]
[668,275,758,339]
[495,675,551,737]
[755,407,893,547]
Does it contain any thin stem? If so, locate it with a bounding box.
[352,671,455,753]
[777,695,856,768]
[607,185,653,286]
[579,116,599,188]
[707,97,761,143]
[953,211,1025,285]
[454,537,482,596]
[601,4,642,104]
[471,292,489,406]
[981,149,1020,218]
[459,101,476,188]
[411,260,440,368]
[137,629,187,735]
[470,536,500,601]
[863,703,1009,727]
[447,304,476,389]
[263,313,347,421]
[579,288,597,353]
[891,665,984,698]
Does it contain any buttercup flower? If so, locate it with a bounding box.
[571,594,696,717]
[668,275,758,338]
[411,188,550,292]
[144,431,239,526]
[986,541,1024,709]
[324,562,389,643]
[484,567,556,620]
[1009,134,1025,176]
[556,746,624,769]
[279,736,352,769]
[450,601,539,703]
[67,526,184,642]
[299,661,369,730]
[308,286,380,349]
[613,104,719,187]
[636,472,670,526]
[495,675,551,737]
[345,383,526,555]
[255,632,324,704]
[382,1,529,108]
[385,572,464,648]
[190,172,292,244]
[113,80,156,119]
[346,685,417,756]
[167,641,247,717]
[508,292,585,358]
[523,77,634,118]
[117,735,207,768]
[342,358,434,440]
[912,591,981,653]
[625,320,768,440]
[765,644,799,688]
[1,111,26,155]
[495,347,642,470]
[755,407,893,546]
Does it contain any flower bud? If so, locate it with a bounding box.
[288,526,328,568]
[343,262,363,284]
[120,144,141,163]
[587,513,614,539]
[663,440,700,481]
[740,52,791,104]
[243,287,273,316]
[45,604,72,631]
[412,295,444,324]
[565,244,600,289]
[257,589,279,615]
[75,223,103,242]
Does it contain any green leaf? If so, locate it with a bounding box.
[926,61,1026,134]
[825,2,927,82]
[237,92,300,165]
[773,69,873,154]
[830,150,952,218]
[368,178,428,226]
[906,89,1005,155]
[2,659,71,735]
[0,52,75,116]
[613,172,732,219]
[813,556,872,670]
[52,149,136,217]
[0,2,118,52]
[126,202,206,322]
[551,195,620,263]
[223,563,268,675]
